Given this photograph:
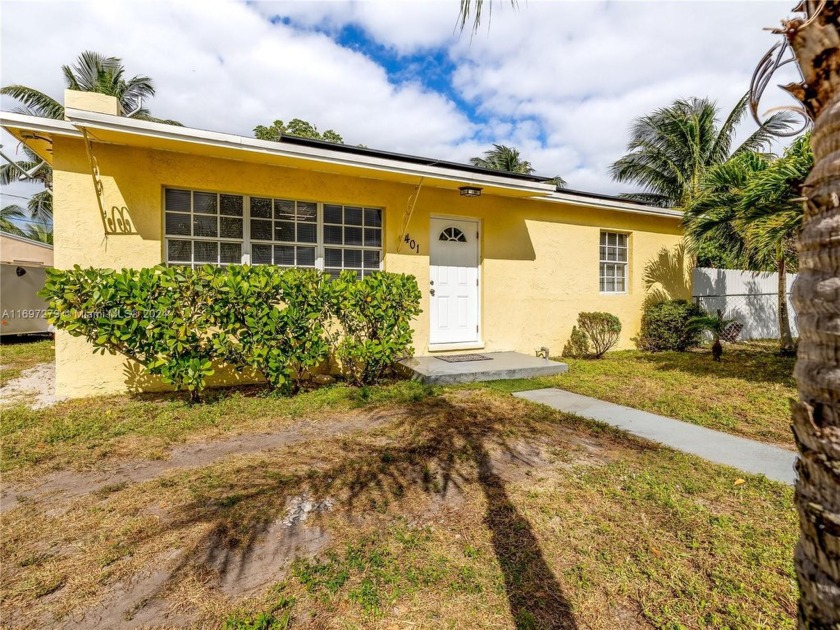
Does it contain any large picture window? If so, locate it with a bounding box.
[164,188,383,278]
[599,231,628,293]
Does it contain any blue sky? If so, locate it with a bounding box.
[1,0,800,200]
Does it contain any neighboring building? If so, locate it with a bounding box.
[0,231,53,267]
[0,231,54,335]
[1,91,687,398]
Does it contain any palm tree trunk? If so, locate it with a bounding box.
[785,3,840,626]
[777,252,795,355]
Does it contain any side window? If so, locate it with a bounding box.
[599,231,628,292]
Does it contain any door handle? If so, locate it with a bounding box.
[430,289,435,296]
[430,280,434,286]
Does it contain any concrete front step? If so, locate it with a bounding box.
[399,351,567,385]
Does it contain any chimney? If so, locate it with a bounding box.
[64,89,122,119]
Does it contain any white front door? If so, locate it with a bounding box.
[429,217,480,345]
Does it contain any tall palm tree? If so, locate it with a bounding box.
[610,96,794,208]
[774,3,840,625]
[0,51,180,124]
[470,144,567,187]
[739,135,812,355]
[685,138,812,355]
[683,151,769,265]
[1,52,179,228]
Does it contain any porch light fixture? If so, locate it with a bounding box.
[458,185,482,197]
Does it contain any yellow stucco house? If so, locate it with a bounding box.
[1,91,688,398]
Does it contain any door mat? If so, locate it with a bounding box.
[435,354,493,363]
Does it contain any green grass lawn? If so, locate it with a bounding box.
[0,339,798,628]
[485,340,797,447]
[0,338,54,386]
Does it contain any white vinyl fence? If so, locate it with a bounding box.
[692,267,798,340]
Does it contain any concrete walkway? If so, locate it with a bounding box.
[513,388,797,485]
[400,352,567,385]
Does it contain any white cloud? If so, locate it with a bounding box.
[0,0,805,198]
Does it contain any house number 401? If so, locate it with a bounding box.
[404,234,420,253]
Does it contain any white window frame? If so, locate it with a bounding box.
[163,187,384,278]
[599,231,628,294]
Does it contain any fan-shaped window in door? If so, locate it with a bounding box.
[439,226,467,242]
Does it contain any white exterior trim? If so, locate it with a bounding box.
[536,191,682,218]
[0,112,81,137]
[1,110,682,219]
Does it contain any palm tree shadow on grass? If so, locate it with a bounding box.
[118,393,579,628]
[469,434,578,629]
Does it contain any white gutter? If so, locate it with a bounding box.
[62,108,558,196]
[534,191,682,219]
[0,112,82,138]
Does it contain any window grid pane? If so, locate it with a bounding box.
[164,189,383,274]
[164,189,244,268]
[599,232,628,293]
[322,204,383,277]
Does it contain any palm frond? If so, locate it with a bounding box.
[733,111,798,156]
[470,144,536,175]
[27,190,53,221]
[0,85,64,119]
[0,204,26,236]
[709,94,747,164]
[24,222,53,244]
[458,0,518,32]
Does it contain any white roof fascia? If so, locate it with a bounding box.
[63,109,558,195]
[0,111,82,138]
[535,191,682,219]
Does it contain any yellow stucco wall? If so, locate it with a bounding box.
[51,136,687,398]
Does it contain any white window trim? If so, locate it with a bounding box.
[599,231,629,295]
[163,188,384,277]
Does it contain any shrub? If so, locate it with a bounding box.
[330,271,422,386]
[206,266,332,394]
[41,265,217,400]
[577,312,621,358]
[635,299,704,352]
[561,326,590,358]
[41,265,423,399]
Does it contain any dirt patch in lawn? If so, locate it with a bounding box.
[1,407,401,513]
[0,362,64,409]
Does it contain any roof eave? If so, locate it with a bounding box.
[62,109,558,196]
[536,191,682,218]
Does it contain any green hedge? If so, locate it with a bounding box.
[41,265,421,400]
[634,299,704,352]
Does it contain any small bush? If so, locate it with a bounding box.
[330,271,422,386]
[577,312,621,358]
[561,326,590,358]
[635,299,704,352]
